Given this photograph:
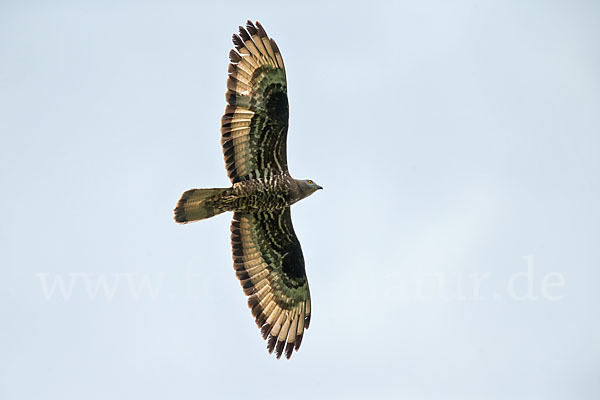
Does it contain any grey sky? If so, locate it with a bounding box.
[1,1,599,399]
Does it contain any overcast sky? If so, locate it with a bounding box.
[1,1,599,399]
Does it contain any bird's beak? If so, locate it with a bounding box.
[317,185,323,190]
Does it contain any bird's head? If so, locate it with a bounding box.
[297,179,323,198]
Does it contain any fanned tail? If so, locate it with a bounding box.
[174,188,230,223]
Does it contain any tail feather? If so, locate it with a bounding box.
[174,188,230,224]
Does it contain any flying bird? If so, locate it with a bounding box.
[174,21,322,359]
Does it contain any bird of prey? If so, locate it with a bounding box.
[174,21,322,359]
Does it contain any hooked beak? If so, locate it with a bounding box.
[316,185,323,190]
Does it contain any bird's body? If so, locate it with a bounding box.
[174,21,321,359]
[229,174,308,212]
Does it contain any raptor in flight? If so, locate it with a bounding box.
[174,21,321,359]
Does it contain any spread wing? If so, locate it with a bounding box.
[221,21,289,184]
[231,209,311,359]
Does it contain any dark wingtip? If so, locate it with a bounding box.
[238,26,251,42]
[261,324,272,340]
[270,38,280,54]
[250,302,263,319]
[255,314,266,328]
[304,314,311,329]
[267,335,277,353]
[275,340,285,359]
[247,295,258,309]
[255,21,267,37]
[294,333,303,350]
[232,34,244,50]
[285,342,294,359]
[246,20,257,35]
[229,49,241,63]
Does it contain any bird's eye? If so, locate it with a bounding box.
[307,180,313,185]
